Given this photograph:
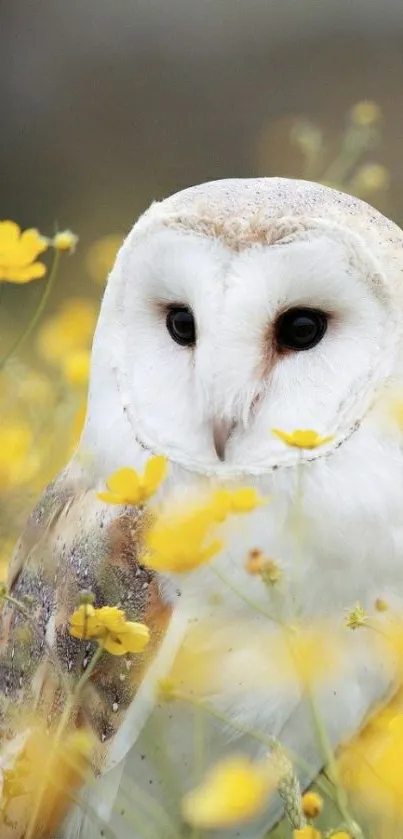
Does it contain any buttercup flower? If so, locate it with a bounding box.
[272,429,333,449]
[301,791,323,819]
[209,487,266,522]
[97,456,167,506]
[144,508,223,574]
[1,723,94,835]
[69,604,150,656]
[0,221,47,283]
[144,486,266,574]
[182,755,275,828]
[293,829,321,839]
[339,707,403,818]
[69,603,102,639]
[52,230,78,253]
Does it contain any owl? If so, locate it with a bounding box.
[2,177,403,839]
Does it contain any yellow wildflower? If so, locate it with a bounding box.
[97,456,167,506]
[62,350,91,386]
[209,487,266,521]
[182,755,275,828]
[69,604,150,656]
[350,100,382,126]
[344,603,368,630]
[293,829,322,839]
[301,791,323,819]
[0,221,47,283]
[144,508,223,574]
[69,603,101,639]
[339,704,403,817]
[1,721,94,835]
[272,429,333,449]
[331,834,352,839]
[52,229,78,253]
[143,486,265,574]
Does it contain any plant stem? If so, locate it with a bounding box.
[25,642,104,839]
[0,249,60,370]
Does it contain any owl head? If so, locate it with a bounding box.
[81,178,403,478]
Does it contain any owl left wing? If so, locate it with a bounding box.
[0,466,184,838]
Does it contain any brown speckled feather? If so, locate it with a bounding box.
[0,466,172,836]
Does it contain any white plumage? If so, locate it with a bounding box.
[5,177,403,839]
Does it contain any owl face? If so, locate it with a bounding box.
[106,210,398,477]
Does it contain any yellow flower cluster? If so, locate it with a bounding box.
[182,755,275,828]
[69,604,150,656]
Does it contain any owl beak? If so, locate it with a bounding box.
[213,419,236,461]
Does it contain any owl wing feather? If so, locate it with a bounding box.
[0,465,178,839]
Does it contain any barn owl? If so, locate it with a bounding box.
[2,176,403,839]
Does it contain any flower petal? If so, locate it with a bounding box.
[182,756,274,829]
[0,262,47,283]
[143,455,167,494]
[106,467,140,500]
[102,633,127,656]
[119,622,150,652]
[0,220,20,246]
[17,228,48,263]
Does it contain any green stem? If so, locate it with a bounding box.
[25,642,104,839]
[211,565,283,625]
[305,687,364,838]
[0,249,60,370]
[174,690,335,802]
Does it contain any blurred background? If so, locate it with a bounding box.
[2,0,403,563]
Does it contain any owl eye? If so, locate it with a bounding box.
[166,306,196,346]
[275,307,328,351]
